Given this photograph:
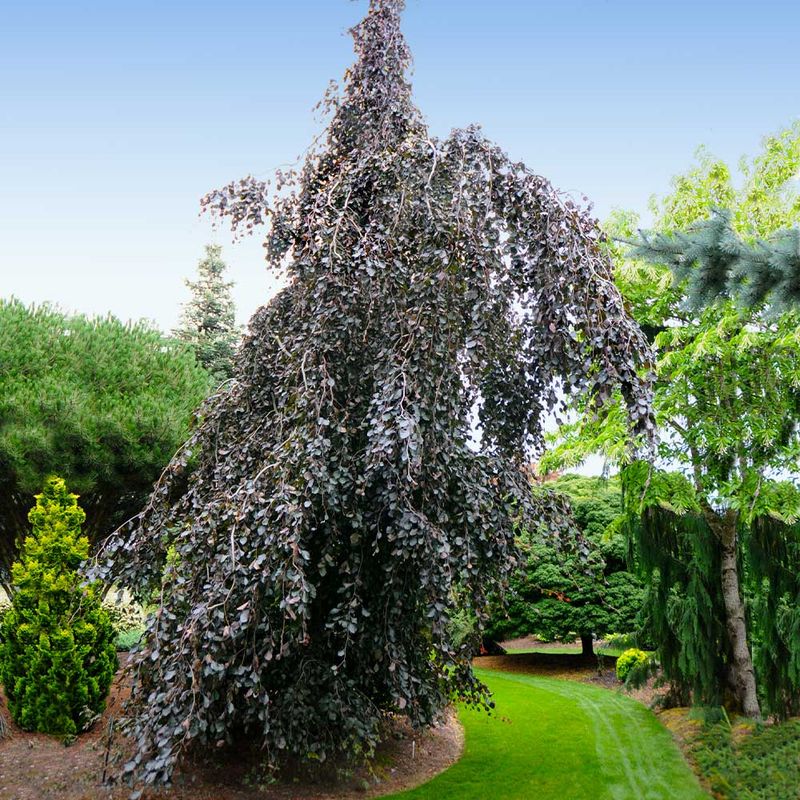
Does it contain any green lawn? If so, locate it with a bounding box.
[503,645,627,658]
[391,669,708,800]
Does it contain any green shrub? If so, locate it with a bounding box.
[102,595,145,651]
[448,607,477,651]
[115,627,145,651]
[616,648,649,683]
[691,718,800,799]
[604,632,639,651]
[0,477,118,736]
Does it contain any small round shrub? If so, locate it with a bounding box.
[616,648,649,683]
[0,477,118,736]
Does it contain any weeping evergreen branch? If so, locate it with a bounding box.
[627,502,727,707]
[748,515,800,717]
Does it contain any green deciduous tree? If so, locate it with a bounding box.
[0,477,117,736]
[0,299,213,590]
[174,244,241,383]
[627,122,800,317]
[546,124,800,718]
[94,1,652,788]
[488,475,643,656]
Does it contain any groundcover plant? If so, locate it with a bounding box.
[94,0,654,790]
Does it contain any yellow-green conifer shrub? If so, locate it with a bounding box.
[616,648,649,683]
[0,477,117,735]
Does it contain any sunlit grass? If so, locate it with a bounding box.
[390,669,707,800]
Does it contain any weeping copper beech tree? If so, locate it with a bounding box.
[96,0,653,789]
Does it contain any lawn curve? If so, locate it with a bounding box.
[390,668,708,800]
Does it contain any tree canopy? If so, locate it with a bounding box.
[174,244,241,383]
[94,0,653,789]
[0,299,212,590]
[546,124,800,718]
[488,475,643,656]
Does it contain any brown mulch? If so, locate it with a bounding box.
[478,650,617,681]
[498,636,597,653]
[0,657,463,800]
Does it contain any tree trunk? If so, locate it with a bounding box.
[717,513,761,718]
[580,633,594,657]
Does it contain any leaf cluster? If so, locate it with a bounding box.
[632,211,800,317]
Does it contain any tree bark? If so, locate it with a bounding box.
[580,633,594,657]
[715,511,761,718]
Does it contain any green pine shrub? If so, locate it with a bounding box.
[690,718,800,799]
[114,627,145,651]
[0,477,118,736]
[604,632,640,652]
[616,648,649,683]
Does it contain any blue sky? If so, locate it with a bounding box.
[1,0,798,332]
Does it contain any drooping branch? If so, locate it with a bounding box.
[95,1,654,790]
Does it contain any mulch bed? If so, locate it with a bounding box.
[477,650,618,683]
[0,656,463,800]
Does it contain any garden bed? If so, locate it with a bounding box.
[0,656,463,800]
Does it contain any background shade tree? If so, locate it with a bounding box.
[174,244,241,383]
[487,475,644,656]
[0,299,212,591]
[94,0,653,789]
[545,124,800,718]
[0,477,117,736]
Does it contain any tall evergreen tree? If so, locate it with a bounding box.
[96,1,653,788]
[174,244,240,382]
